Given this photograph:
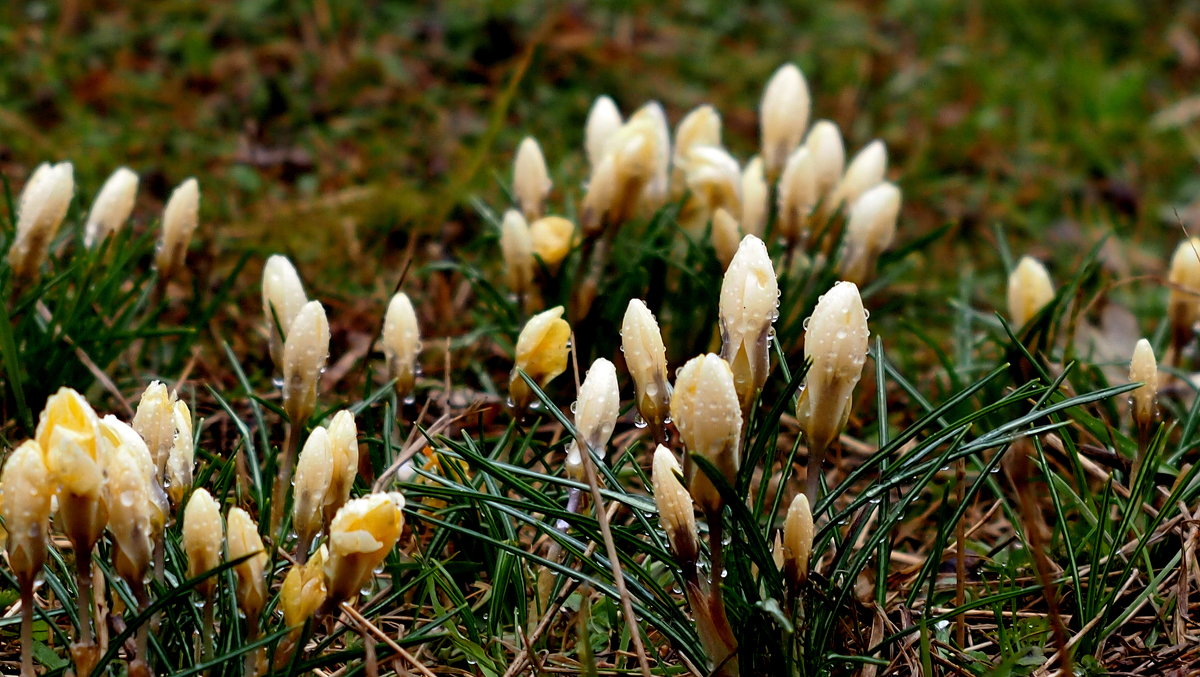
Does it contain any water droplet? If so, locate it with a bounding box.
[569,400,578,414]
[272,377,284,389]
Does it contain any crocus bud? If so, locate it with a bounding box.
[105,442,155,583]
[671,354,741,515]
[621,299,671,435]
[629,102,671,215]
[1006,256,1054,329]
[154,177,200,279]
[282,545,327,627]
[166,400,194,506]
[37,387,108,552]
[805,120,845,202]
[181,488,223,598]
[530,216,576,269]
[711,208,742,269]
[1130,338,1158,433]
[1168,237,1200,352]
[325,492,406,605]
[382,292,421,400]
[133,381,176,477]
[8,161,74,279]
[740,156,769,239]
[782,493,814,587]
[776,147,818,243]
[796,281,869,502]
[685,146,741,216]
[760,63,811,181]
[564,359,620,480]
[672,105,722,198]
[838,182,901,285]
[226,507,268,623]
[514,136,552,221]
[719,235,779,414]
[585,95,623,169]
[830,140,886,212]
[283,300,330,423]
[651,445,698,570]
[293,427,333,552]
[100,415,167,546]
[500,209,535,297]
[263,255,309,370]
[0,441,53,588]
[509,306,571,412]
[323,410,359,527]
[581,153,620,236]
[84,167,139,247]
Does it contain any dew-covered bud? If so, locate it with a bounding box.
[509,306,571,412]
[530,216,576,269]
[740,156,769,239]
[1130,338,1158,434]
[1168,237,1200,352]
[830,140,886,212]
[672,105,722,198]
[838,182,901,285]
[711,208,742,270]
[263,255,309,370]
[181,488,223,598]
[761,63,811,181]
[323,410,359,527]
[805,120,845,202]
[133,381,176,478]
[776,147,818,243]
[282,544,327,627]
[166,400,194,506]
[586,95,623,169]
[0,441,53,588]
[564,359,620,480]
[719,235,779,414]
[651,445,698,570]
[293,427,333,553]
[382,292,421,400]
[325,492,406,605]
[283,300,330,423]
[38,387,108,552]
[671,354,741,515]
[621,299,670,434]
[782,493,814,588]
[105,442,155,584]
[226,507,268,623]
[8,161,73,279]
[514,136,552,221]
[1006,256,1054,329]
[84,167,139,247]
[500,209,534,297]
[154,177,200,280]
[99,415,167,550]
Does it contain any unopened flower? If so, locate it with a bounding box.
[672,105,722,198]
[1006,256,1054,329]
[651,445,698,570]
[105,442,155,583]
[293,427,333,554]
[514,136,552,221]
[262,255,309,370]
[182,488,224,598]
[133,381,176,477]
[564,358,620,480]
[1168,238,1200,352]
[621,299,671,436]
[84,167,139,247]
[382,292,421,400]
[530,215,576,269]
[323,410,359,527]
[671,354,741,515]
[38,387,108,552]
[325,492,406,605]
[582,113,662,234]
[761,63,811,181]
[719,235,779,414]
[99,416,167,545]
[283,300,330,423]
[684,146,741,217]
[8,161,74,279]
[282,545,327,627]
[776,147,818,243]
[628,102,671,215]
[500,210,535,297]
[585,95,623,169]
[805,120,845,203]
[509,306,571,412]
[740,156,769,239]
[830,140,886,212]
[226,507,268,623]
[796,281,869,502]
[1130,338,1158,433]
[782,493,814,587]
[0,440,53,588]
[154,177,200,279]
[166,400,194,506]
[838,182,902,285]
[711,208,742,269]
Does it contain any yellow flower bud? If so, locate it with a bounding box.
[181,488,223,598]
[1168,237,1200,351]
[382,292,421,400]
[100,415,167,538]
[509,306,571,412]
[293,427,333,550]
[38,387,108,551]
[776,147,818,242]
[782,493,814,587]
[719,235,779,413]
[839,182,901,285]
[621,299,671,433]
[263,255,309,370]
[830,140,886,212]
[226,506,268,622]
[283,300,330,423]
[805,120,845,202]
[564,358,620,480]
[672,105,722,198]
[8,161,73,279]
[84,167,139,247]
[711,208,742,270]
[133,381,176,478]
[1130,338,1158,432]
[154,177,200,279]
[166,400,194,506]
[1006,256,1054,329]
[500,209,535,296]
[0,441,53,587]
[651,445,698,568]
[530,215,576,269]
[585,95,623,169]
[325,492,406,605]
[671,354,741,515]
[282,545,327,627]
[105,442,155,583]
[514,136,552,221]
[740,156,769,239]
[760,63,811,181]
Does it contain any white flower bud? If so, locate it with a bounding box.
[8,161,74,279]
[621,299,670,433]
[672,105,722,198]
[514,136,552,221]
[226,507,268,622]
[155,177,200,279]
[182,488,223,598]
[382,292,421,399]
[500,209,534,296]
[685,146,741,216]
[671,354,741,514]
[628,102,671,215]
[133,380,176,477]
[651,445,698,568]
[1130,338,1158,432]
[740,156,769,238]
[105,442,155,583]
[263,255,309,370]
[166,400,194,506]
[0,441,53,587]
[585,95,623,169]
[1168,238,1200,351]
[293,427,333,551]
[84,167,139,247]
[323,410,359,527]
[760,63,811,181]
[839,182,901,285]
[283,300,330,423]
[564,358,620,480]
[777,147,818,242]
[830,140,886,211]
[711,208,742,270]
[1006,256,1054,329]
[782,494,814,587]
[805,120,845,202]
[719,235,779,413]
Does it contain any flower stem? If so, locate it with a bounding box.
[20,582,35,677]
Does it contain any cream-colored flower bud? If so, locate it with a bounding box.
[564,358,620,480]
[226,507,268,623]
[685,146,741,216]
[166,400,194,506]
[671,354,742,515]
[1168,238,1200,351]
[323,410,359,527]
[282,545,327,627]
[777,147,818,242]
[740,156,768,239]
[586,95,623,169]
[105,443,155,583]
[719,235,779,414]
[181,488,223,597]
[38,387,108,551]
[500,209,535,296]
[805,120,845,202]
[8,161,74,279]
[838,182,902,285]
[293,427,333,551]
[581,153,620,236]
[0,441,53,587]
[382,292,421,400]
[283,300,330,423]
[84,167,139,247]
[509,306,571,412]
[672,105,722,198]
[263,255,309,370]
[1130,338,1158,432]
[760,63,811,181]
[530,215,576,269]
[1006,256,1054,329]
[514,136,552,221]
[621,299,671,434]
[782,493,814,587]
[830,140,886,211]
[651,445,698,568]
[100,415,167,538]
[629,102,671,215]
[325,492,406,605]
[133,381,176,477]
[796,281,869,501]
[711,208,742,269]
[154,177,200,279]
